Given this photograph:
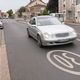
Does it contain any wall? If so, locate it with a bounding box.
[75,4,80,23]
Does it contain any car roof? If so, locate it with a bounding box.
[33,15,52,19]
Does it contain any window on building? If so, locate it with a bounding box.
[63,4,65,8]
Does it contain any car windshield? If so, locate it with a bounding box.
[37,17,62,26]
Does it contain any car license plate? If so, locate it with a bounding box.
[58,39,68,42]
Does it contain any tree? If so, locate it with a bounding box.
[42,6,49,15]
[18,6,26,17]
[38,6,49,16]
[7,9,13,18]
[47,0,58,13]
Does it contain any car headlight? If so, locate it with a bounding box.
[43,33,50,39]
[43,33,55,39]
[70,31,77,36]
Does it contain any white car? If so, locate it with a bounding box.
[27,16,77,47]
[50,13,64,22]
[0,21,4,29]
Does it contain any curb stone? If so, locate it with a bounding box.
[0,30,11,80]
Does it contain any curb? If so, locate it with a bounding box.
[0,30,11,80]
[65,22,80,26]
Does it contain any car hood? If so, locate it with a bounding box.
[37,25,74,34]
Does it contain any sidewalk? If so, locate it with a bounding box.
[65,22,80,26]
[0,30,11,80]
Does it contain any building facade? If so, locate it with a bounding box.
[25,0,46,18]
[15,0,46,19]
[59,0,76,22]
[75,0,80,23]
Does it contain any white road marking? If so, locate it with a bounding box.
[47,50,80,75]
[63,53,80,65]
[53,54,73,68]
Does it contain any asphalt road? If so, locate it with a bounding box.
[3,19,80,80]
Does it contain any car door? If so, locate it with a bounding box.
[29,18,38,39]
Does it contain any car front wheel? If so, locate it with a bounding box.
[37,35,43,47]
[27,29,31,38]
[0,26,4,29]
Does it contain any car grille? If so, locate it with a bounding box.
[56,33,69,37]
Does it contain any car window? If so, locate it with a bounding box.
[37,17,61,26]
[29,18,36,25]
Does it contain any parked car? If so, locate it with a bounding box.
[0,21,4,29]
[27,16,77,47]
[50,13,64,22]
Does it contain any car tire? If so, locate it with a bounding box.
[37,35,43,48]
[27,29,31,38]
[69,42,74,45]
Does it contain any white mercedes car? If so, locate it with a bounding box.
[27,16,77,47]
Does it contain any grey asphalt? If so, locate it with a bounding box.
[3,19,80,80]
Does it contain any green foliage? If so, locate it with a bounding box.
[39,7,49,15]
[47,0,58,13]
[7,9,13,18]
[42,7,49,15]
[18,6,26,17]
